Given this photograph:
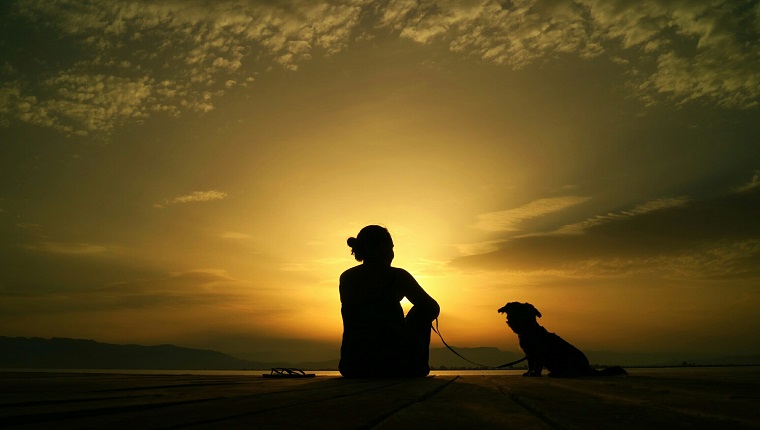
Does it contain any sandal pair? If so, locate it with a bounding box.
[262,367,316,378]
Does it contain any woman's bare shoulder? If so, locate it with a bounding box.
[340,265,413,282]
[342,265,363,273]
[389,267,418,283]
[389,266,411,275]
[340,265,366,280]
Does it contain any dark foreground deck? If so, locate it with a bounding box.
[2,368,758,429]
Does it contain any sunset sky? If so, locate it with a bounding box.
[1,0,758,364]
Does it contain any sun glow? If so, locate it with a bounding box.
[3,0,759,365]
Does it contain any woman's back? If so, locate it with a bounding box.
[339,265,408,377]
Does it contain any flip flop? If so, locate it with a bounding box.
[262,367,316,378]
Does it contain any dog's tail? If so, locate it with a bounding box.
[591,366,627,376]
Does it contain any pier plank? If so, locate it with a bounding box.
[372,375,552,430]
[1,368,758,429]
[489,370,760,430]
[186,377,457,430]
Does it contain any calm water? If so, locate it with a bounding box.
[4,367,754,380]
[2,368,526,377]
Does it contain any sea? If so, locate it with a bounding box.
[1,368,527,377]
[3,366,755,380]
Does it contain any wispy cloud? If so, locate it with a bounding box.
[736,170,760,193]
[220,231,251,240]
[556,197,689,234]
[29,269,249,312]
[14,223,107,256]
[156,190,228,208]
[452,186,760,279]
[474,196,591,232]
[455,240,503,257]
[23,241,107,255]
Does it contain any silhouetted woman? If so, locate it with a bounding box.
[339,225,440,378]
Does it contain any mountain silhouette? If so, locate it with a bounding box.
[0,337,263,370]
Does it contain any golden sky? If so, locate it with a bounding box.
[1,0,759,363]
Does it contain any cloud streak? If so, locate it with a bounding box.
[23,241,107,255]
[474,196,591,232]
[156,190,229,208]
[453,185,760,279]
[556,197,688,235]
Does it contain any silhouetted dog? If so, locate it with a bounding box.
[498,302,627,377]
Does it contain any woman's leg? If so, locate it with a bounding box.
[404,306,434,377]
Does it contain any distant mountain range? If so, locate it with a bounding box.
[0,337,524,370]
[0,337,267,370]
[1,337,758,370]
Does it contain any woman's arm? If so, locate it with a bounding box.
[398,269,440,321]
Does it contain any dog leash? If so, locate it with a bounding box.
[432,318,527,369]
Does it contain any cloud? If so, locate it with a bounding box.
[556,197,688,234]
[23,241,107,255]
[3,0,367,138]
[394,0,601,65]
[587,0,760,109]
[156,190,228,208]
[1,74,153,138]
[2,269,250,315]
[474,196,591,232]
[736,170,760,193]
[455,240,503,257]
[11,223,107,256]
[2,0,757,139]
[220,231,251,240]
[380,0,760,108]
[452,185,760,279]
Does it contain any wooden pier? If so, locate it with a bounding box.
[2,367,758,429]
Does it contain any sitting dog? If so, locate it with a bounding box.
[498,302,627,377]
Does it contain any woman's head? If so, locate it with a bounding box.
[347,225,394,264]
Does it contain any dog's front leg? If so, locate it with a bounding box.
[524,357,542,377]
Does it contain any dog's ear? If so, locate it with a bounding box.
[526,303,542,318]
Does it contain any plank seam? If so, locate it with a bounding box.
[363,376,461,430]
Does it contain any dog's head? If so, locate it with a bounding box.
[497,302,541,334]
